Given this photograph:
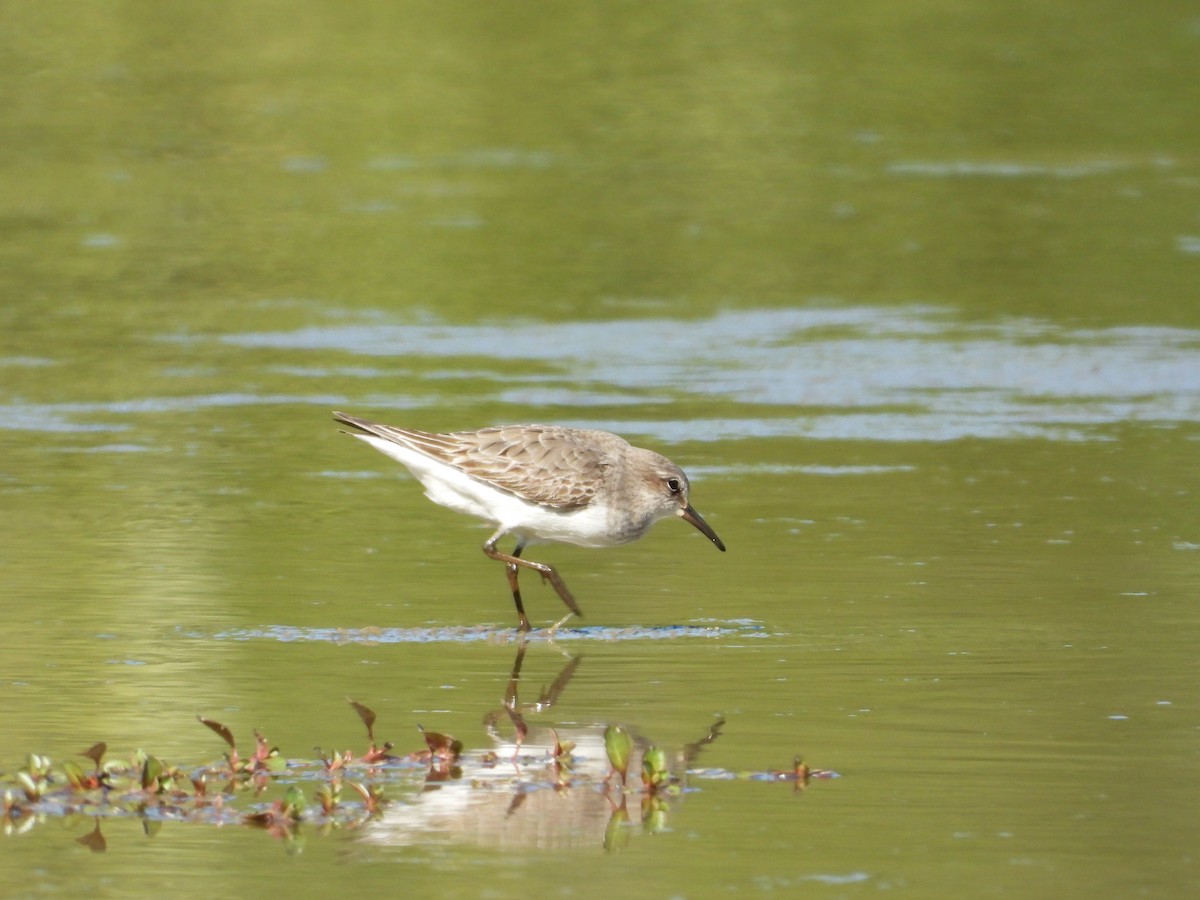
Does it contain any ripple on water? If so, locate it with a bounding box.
[5,306,1198,442]
[204,621,772,644]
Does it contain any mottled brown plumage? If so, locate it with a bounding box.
[342,420,623,511]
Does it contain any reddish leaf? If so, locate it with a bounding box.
[417,725,462,761]
[244,810,276,828]
[348,698,377,744]
[252,729,280,765]
[76,821,107,853]
[360,742,395,765]
[770,756,813,782]
[550,730,576,766]
[348,781,383,814]
[79,742,107,767]
[317,747,348,773]
[197,716,236,751]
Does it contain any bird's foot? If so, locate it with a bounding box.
[547,611,575,638]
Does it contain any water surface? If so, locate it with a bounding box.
[2,2,1198,897]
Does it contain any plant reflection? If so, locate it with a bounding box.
[2,640,833,853]
[365,640,727,853]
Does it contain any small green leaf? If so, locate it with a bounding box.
[603,806,631,853]
[642,796,669,832]
[16,771,41,801]
[62,760,88,791]
[604,725,632,780]
[641,745,669,788]
[141,756,164,792]
[283,785,306,821]
[264,754,288,773]
[315,782,337,814]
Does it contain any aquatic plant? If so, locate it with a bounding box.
[2,676,834,853]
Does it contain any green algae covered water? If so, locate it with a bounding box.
[2,3,1198,897]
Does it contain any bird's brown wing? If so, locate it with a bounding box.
[444,425,620,511]
[333,414,617,511]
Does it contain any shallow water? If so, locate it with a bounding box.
[3,2,1199,897]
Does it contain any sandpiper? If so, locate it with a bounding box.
[333,412,726,631]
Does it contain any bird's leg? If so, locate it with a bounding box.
[502,639,529,751]
[483,532,582,630]
[507,541,531,633]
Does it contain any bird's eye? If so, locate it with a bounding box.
[666,477,681,494]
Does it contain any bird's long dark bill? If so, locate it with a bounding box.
[681,505,726,552]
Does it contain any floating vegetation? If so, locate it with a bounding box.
[3,649,836,853]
